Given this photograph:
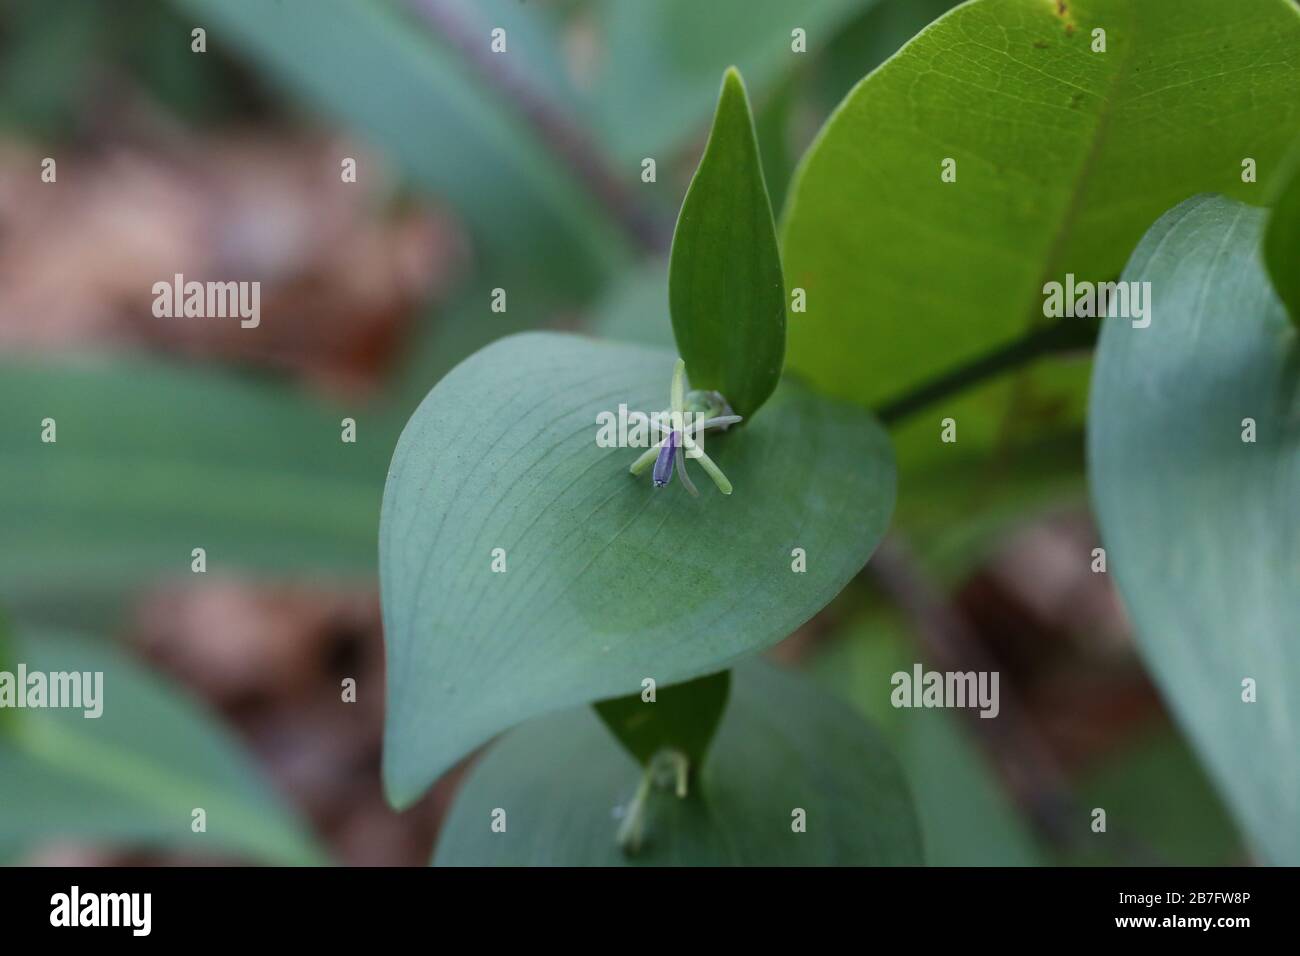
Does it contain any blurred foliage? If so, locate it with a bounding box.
[807,605,1246,866]
[0,0,270,137]
[808,610,1040,866]
[171,0,631,304]
[0,628,326,865]
[1072,728,1244,866]
[0,358,393,625]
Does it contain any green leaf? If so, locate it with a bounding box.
[170,0,629,298]
[594,670,730,770]
[1263,140,1300,328]
[1088,194,1299,865]
[0,358,389,618]
[380,332,894,806]
[433,661,922,865]
[670,68,785,419]
[0,630,325,865]
[782,0,1300,421]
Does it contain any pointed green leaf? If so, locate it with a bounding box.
[433,661,922,865]
[670,68,785,419]
[380,332,894,806]
[1264,141,1300,329]
[1089,194,1299,865]
[0,631,326,865]
[594,670,730,771]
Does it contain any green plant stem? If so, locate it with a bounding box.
[875,318,1100,426]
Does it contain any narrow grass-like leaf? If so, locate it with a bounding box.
[170,0,629,298]
[0,630,326,865]
[0,358,389,619]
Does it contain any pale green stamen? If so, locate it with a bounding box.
[627,359,740,494]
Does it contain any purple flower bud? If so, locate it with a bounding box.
[652,431,679,488]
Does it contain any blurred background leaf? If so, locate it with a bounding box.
[0,358,393,625]
[170,0,637,303]
[0,629,327,865]
[807,609,1040,866]
[586,0,879,166]
[1070,727,1245,866]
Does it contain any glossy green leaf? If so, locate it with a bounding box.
[170,0,629,298]
[433,661,921,865]
[594,670,730,770]
[0,630,325,864]
[1263,141,1300,328]
[670,68,785,419]
[1089,194,1299,865]
[783,0,1300,417]
[0,358,389,618]
[380,332,894,806]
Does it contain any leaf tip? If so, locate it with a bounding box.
[720,65,748,103]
